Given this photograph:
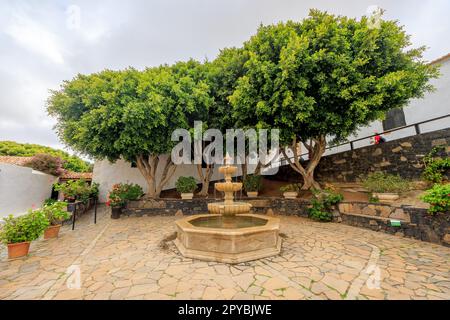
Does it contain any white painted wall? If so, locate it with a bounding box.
[0,164,58,218]
[93,155,250,202]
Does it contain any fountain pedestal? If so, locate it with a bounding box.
[174,163,281,264]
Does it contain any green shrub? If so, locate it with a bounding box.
[175,176,198,193]
[308,189,344,222]
[243,175,262,192]
[421,183,450,215]
[43,198,57,206]
[89,182,100,199]
[54,179,97,203]
[362,172,410,193]
[422,158,450,183]
[280,183,300,193]
[0,210,49,244]
[106,183,144,207]
[42,201,70,225]
[25,153,65,176]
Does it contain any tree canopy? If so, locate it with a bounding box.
[229,9,439,188]
[47,60,212,197]
[0,140,92,172]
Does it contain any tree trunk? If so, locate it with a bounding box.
[281,135,326,190]
[197,163,214,197]
[136,154,177,198]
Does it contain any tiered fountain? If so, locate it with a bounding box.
[174,156,281,264]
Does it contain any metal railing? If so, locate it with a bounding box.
[280,113,450,164]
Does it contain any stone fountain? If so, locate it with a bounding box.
[174,157,281,264]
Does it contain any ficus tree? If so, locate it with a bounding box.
[230,9,439,189]
[47,60,212,198]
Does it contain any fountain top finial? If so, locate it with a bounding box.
[224,152,233,166]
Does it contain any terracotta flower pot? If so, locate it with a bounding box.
[247,191,259,198]
[283,192,298,199]
[44,225,61,239]
[111,206,122,219]
[7,242,31,259]
[181,193,194,200]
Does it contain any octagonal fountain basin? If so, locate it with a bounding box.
[174,214,281,264]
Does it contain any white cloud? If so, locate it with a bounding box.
[4,13,65,65]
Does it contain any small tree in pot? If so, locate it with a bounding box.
[42,201,70,239]
[0,210,49,259]
[243,175,262,197]
[280,184,300,199]
[176,176,198,200]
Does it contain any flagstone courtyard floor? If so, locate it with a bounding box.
[0,205,449,300]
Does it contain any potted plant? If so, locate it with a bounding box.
[244,175,262,197]
[106,183,144,219]
[0,210,49,259]
[42,201,70,239]
[362,172,410,203]
[280,183,300,199]
[176,176,197,200]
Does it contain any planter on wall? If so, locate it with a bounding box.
[181,193,194,200]
[111,207,122,219]
[373,193,399,203]
[44,225,61,239]
[283,192,298,199]
[246,191,259,198]
[7,242,31,259]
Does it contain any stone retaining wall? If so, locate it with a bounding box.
[271,128,450,183]
[125,198,449,247]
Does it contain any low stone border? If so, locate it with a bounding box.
[124,198,449,247]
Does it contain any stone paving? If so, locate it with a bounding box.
[0,205,449,300]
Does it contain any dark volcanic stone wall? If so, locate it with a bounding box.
[271,128,450,183]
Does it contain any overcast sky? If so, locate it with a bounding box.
[0,0,449,155]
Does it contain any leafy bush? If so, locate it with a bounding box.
[280,183,300,193]
[421,183,450,215]
[243,175,262,192]
[175,176,198,193]
[308,189,344,222]
[106,183,144,207]
[422,158,450,183]
[362,172,410,193]
[25,153,65,176]
[0,210,49,244]
[54,179,95,203]
[42,201,70,225]
[43,198,57,206]
[89,182,100,199]
[0,141,92,172]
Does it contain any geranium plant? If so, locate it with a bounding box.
[42,201,70,226]
[106,183,144,207]
[0,210,49,244]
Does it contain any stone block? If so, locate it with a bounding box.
[400,156,407,162]
[392,146,403,153]
[390,208,410,222]
[443,234,450,245]
[372,148,382,156]
[380,160,391,167]
[432,138,446,146]
[362,205,376,216]
[334,159,346,164]
[400,142,412,148]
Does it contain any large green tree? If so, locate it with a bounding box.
[47,60,212,198]
[230,10,439,189]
